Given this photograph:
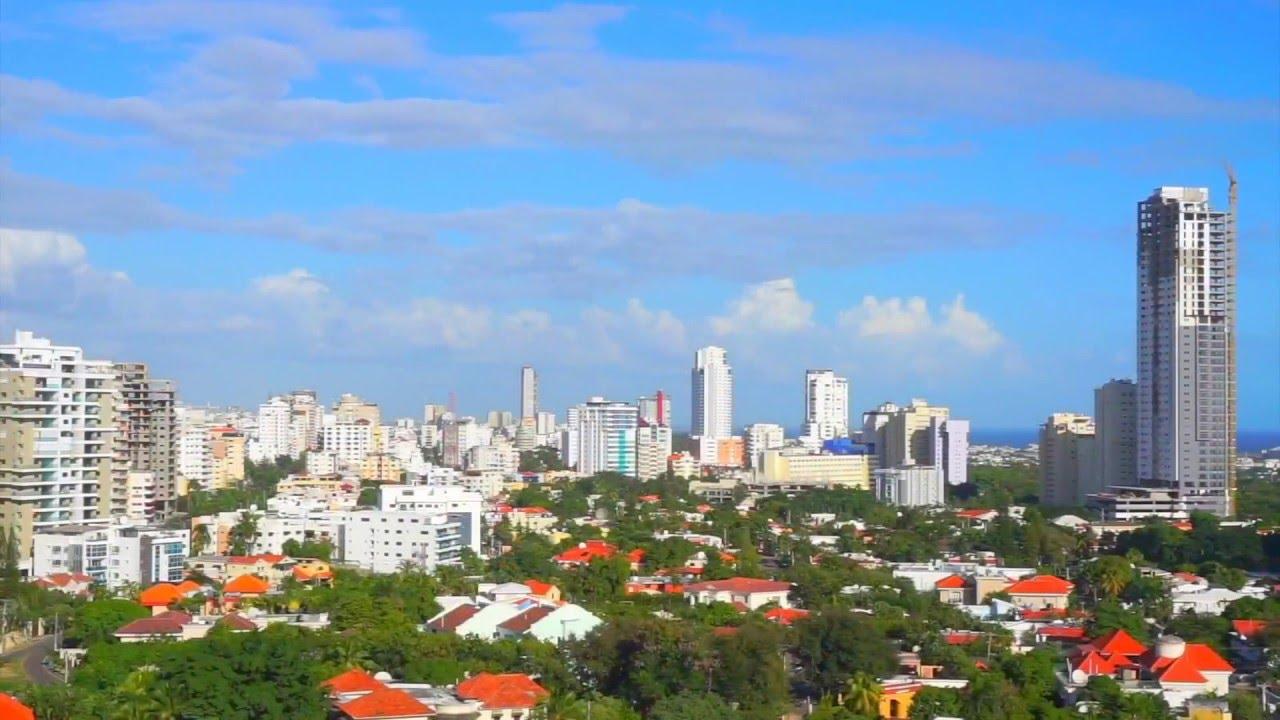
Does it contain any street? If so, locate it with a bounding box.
[0,636,60,686]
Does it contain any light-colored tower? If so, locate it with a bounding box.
[691,346,733,439]
[0,331,121,564]
[745,423,786,469]
[804,369,849,440]
[113,362,178,517]
[1095,379,1137,491]
[575,397,638,477]
[520,365,538,420]
[1038,413,1097,506]
[1137,185,1236,516]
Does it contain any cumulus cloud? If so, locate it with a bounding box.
[0,228,88,293]
[838,293,1003,354]
[252,268,329,301]
[712,278,814,335]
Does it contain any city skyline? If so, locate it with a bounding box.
[0,3,1277,431]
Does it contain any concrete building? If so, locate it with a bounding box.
[875,466,944,507]
[635,424,673,480]
[1095,379,1137,491]
[252,396,294,462]
[691,346,732,440]
[804,370,849,440]
[442,418,489,468]
[306,450,338,476]
[1039,413,1097,506]
[113,362,178,516]
[359,452,403,484]
[520,366,537,420]
[323,420,373,468]
[379,484,485,555]
[31,521,189,588]
[745,423,786,469]
[466,443,518,475]
[125,471,158,522]
[338,510,462,574]
[1137,185,1236,516]
[175,407,212,492]
[756,447,873,492]
[637,390,670,428]
[0,331,122,566]
[868,400,969,486]
[574,397,638,477]
[208,426,245,491]
[334,393,380,427]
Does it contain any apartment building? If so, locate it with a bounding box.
[31,521,189,588]
[113,362,178,517]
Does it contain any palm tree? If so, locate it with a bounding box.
[190,523,211,556]
[111,668,162,720]
[537,691,579,719]
[330,638,373,670]
[229,510,260,555]
[844,672,882,718]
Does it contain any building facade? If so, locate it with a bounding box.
[691,346,732,441]
[520,365,537,420]
[803,369,849,440]
[1095,379,1137,491]
[635,424,673,481]
[1038,413,1097,507]
[113,362,178,517]
[574,398,638,477]
[745,423,786,469]
[1137,185,1235,517]
[875,466,944,507]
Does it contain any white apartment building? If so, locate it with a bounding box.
[379,484,485,555]
[195,509,341,555]
[442,418,490,468]
[875,466,944,507]
[635,424,673,481]
[1095,379,1137,491]
[322,420,373,468]
[125,471,158,522]
[574,397,638,477]
[691,346,733,440]
[1,331,121,565]
[31,521,189,588]
[1039,413,1097,506]
[561,406,581,468]
[535,411,556,437]
[252,396,292,462]
[745,423,786,469]
[466,443,519,475]
[306,450,338,476]
[176,407,213,489]
[868,399,969,486]
[1137,185,1235,516]
[804,370,849,440]
[338,510,462,574]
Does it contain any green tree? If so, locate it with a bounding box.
[794,608,897,695]
[1228,691,1265,720]
[908,687,963,719]
[712,621,788,719]
[650,691,741,720]
[228,510,260,555]
[843,672,882,717]
[190,523,211,556]
[1087,555,1134,598]
[67,599,149,647]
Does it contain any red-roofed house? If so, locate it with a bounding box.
[1231,619,1270,641]
[554,540,618,567]
[1036,625,1088,644]
[456,672,549,718]
[0,693,34,720]
[31,572,93,597]
[943,630,984,646]
[683,577,792,610]
[425,604,481,634]
[1067,632,1234,708]
[325,669,387,695]
[954,508,999,528]
[764,607,810,626]
[495,607,556,639]
[524,579,561,602]
[934,574,970,605]
[1006,575,1074,610]
[337,687,434,719]
[139,582,183,612]
[114,610,192,643]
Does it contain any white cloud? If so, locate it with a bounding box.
[712,278,814,335]
[0,228,87,293]
[252,268,329,301]
[838,293,1003,355]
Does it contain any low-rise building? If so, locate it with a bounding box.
[338,510,462,574]
[683,577,792,610]
[30,522,189,589]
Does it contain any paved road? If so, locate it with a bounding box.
[0,635,59,686]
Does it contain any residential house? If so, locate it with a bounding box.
[31,572,93,597]
[683,577,792,610]
[1065,630,1234,709]
[115,611,193,643]
[456,672,549,720]
[1005,575,1073,610]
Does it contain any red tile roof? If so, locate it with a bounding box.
[1006,575,1074,596]
[1074,651,1116,675]
[0,693,34,720]
[764,607,810,626]
[554,540,618,564]
[338,687,434,719]
[115,610,192,637]
[217,613,258,632]
[684,577,791,594]
[944,631,984,646]
[1233,619,1270,640]
[456,672,549,710]
[224,574,271,595]
[955,508,997,519]
[935,574,968,589]
[1037,625,1087,641]
[525,579,557,597]
[325,668,386,695]
[498,606,555,634]
[426,604,480,632]
[1086,629,1148,657]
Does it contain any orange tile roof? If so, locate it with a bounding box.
[0,693,34,720]
[325,668,386,694]
[1006,574,1074,596]
[1232,619,1269,640]
[224,574,271,595]
[764,607,810,626]
[554,540,618,564]
[1087,629,1148,657]
[935,574,968,589]
[338,687,434,719]
[175,579,203,595]
[1179,643,1234,673]
[684,577,791,594]
[1074,651,1116,675]
[139,583,182,607]
[525,579,557,597]
[456,672,548,710]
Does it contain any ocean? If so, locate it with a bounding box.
[973,428,1280,453]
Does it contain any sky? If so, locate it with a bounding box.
[1,1,1277,432]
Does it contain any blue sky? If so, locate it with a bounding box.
[1,1,1277,432]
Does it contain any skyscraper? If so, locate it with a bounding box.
[1095,379,1137,491]
[1038,413,1097,507]
[804,369,849,440]
[113,362,178,517]
[1137,184,1236,516]
[691,346,732,439]
[520,365,537,420]
[574,397,638,477]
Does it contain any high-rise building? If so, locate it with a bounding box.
[1095,379,1137,491]
[875,466,944,507]
[575,397,638,477]
[745,423,786,469]
[1137,184,1236,516]
[113,362,178,517]
[521,365,538,420]
[0,331,121,565]
[1039,413,1097,507]
[803,370,849,440]
[252,396,292,462]
[869,399,969,486]
[638,390,671,428]
[208,426,246,491]
[635,424,673,480]
[691,346,732,440]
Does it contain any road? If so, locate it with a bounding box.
[0,635,60,686]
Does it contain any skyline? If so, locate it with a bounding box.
[1,2,1278,430]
